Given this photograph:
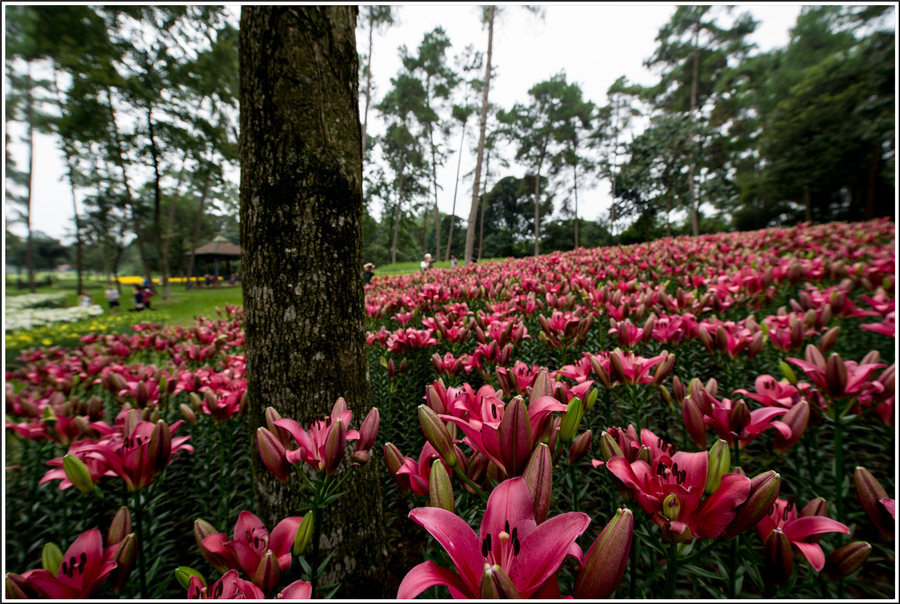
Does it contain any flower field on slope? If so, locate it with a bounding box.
[4,219,896,599]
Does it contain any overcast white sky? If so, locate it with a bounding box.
[6,3,811,243]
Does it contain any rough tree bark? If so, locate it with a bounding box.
[464,4,494,266]
[186,169,212,288]
[533,147,546,257]
[478,145,491,260]
[573,163,579,248]
[688,17,700,237]
[445,122,465,261]
[361,10,375,160]
[865,146,880,220]
[51,69,84,295]
[240,6,384,597]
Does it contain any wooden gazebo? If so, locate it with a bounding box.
[192,235,241,280]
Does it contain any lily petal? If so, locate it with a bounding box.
[408,507,483,594]
[397,560,475,599]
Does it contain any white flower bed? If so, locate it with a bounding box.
[5,293,69,312]
[5,293,104,332]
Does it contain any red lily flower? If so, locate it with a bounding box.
[398,477,590,598]
[733,375,801,409]
[21,529,117,599]
[755,497,850,571]
[201,512,302,587]
[699,390,791,450]
[274,398,361,473]
[607,451,751,543]
[187,569,265,599]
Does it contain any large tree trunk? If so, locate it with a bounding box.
[25,66,36,293]
[361,12,374,160]
[51,69,84,295]
[105,87,152,282]
[391,158,406,265]
[240,7,384,598]
[160,156,188,299]
[445,121,466,261]
[186,169,212,289]
[865,146,880,220]
[464,4,494,266]
[147,107,164,280]
[533,148,545,257]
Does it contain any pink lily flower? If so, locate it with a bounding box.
[398,477,590,598]
[606,451,750,543]
[395,441,463,497]
[755,497,850,571]
[861,312,896,338]
[733,375,801,409]
[591,425,675,468]
[202,512,302,586]
[274,399,360,473]
[187,569,265,599]
[608,350,667,386]
[554,357,594,384]
[699,390,791,450]
[21,529,118,599]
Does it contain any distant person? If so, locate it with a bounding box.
[141,286,156,310]
[131,285,145,312]
[363,263,375,285]
[104,284,121,314]
[450,255,458,268]
[420,253,433,272]
[16,277,23,290]
[77,290,94,308]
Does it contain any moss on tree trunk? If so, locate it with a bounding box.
[239,6,385,597]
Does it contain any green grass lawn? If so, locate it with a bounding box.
[369,257,505,276]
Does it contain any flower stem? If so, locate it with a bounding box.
[134,492,147,599]
[452,465,487,500]
[728,535,738,599]
[629,512,640,599]
[217,422,226,528]
[310,499,322,598]
[664,539,678,599]
[833,416,845,600]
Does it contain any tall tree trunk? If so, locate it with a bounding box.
[240,8,383,597]
[478,145,491,260]
[865,146,880,220]
[51,69,84,295]
[186,169,212,290]
[804,183,812,223]
[533,148,545,257]
[147,107,164,277]
[445,121,466,261]
[105,87,152,282]
[429,122,441,261]
[688,18,700,237]
[464,4,494,266]
[573,163,579,248]
[361,12,375,160]
[25,66,35,293]
[665,171,671,238]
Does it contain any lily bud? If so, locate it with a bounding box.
[559,397,584,443]
[323,418,346,476]
[41,404,58,425]
[773,401,809,455]
[87,396,103,421]
[180,403,198,426]
[818,326,840,354]
[861,350,881,365]
[428,459,454,514]
[652,353,676,386]
[531,369,555,402]
[569,430,593,466]
[729,399,751,433]
[705,378,718,398]
[480,564,521,598]
[355,407,380,454]
[293,512,314,556]
[148,420,172,477]
[41,542,63,575]
[573,508,634,599]
[418,405,458,467]
[805,343,827,369]
[672,376,686,403]
[385,443,411,495]
[854,467,893,541]
[659,385,673,408]
[253,551,281,596]
[499,397,532,478]
[174,566,206,590]
[635,445,653,464]
[591,356,613,389]
[779,361,798,385]
[195,519,229,573]
[63,454,95,494]
[609,352,627,384]
[425,385,446,415]
[747,331,765,360]
[825,353,848,399]
[257,428,291,484]
[764,529,793,588]
[663,493,682,521]
[523,444,553,524]
[108,507,133,547]
[495,367,513,399]
[822,541,872,581]
[682,396,707,450]
[110,533,136,594]
[6,573,38,599]
[706,440,731,494]
[723,471,781,540]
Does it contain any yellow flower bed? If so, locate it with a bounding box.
[4,313,170,351]
[116,276,212,284]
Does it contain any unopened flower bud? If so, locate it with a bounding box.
[253,551,281,596]
[773,401,808,455]
[428,459,454,513]
[764,529,793,588]
[573,508,634,599]
[385,443,411,495]
[779,361,798,385]
[110,533,136,594]
[323,418,346,476]
[174,566,206,591]
[479,564,521,599]
[257,428,290,484]
[723,471,781,540]
[108,507,132,547]
[355,407,380,454]
[569,431,593,466]
[825,353,848,399]
[818,326,840,354]
[293,512,314,556]
[63,454,94,494]
[854,467,894,541]
[417,405,458,467]
[41,542,63,575]
[706,440,731,495]
[822,541,872,582]
[180,403,198,426]
[559,397,584,443]
[148,420,172,477]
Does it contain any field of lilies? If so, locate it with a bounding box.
[4,218,896,600]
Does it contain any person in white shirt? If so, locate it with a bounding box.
[104,285,121,314]
[420,253,433,272]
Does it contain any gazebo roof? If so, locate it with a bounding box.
[193,235,241,257]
